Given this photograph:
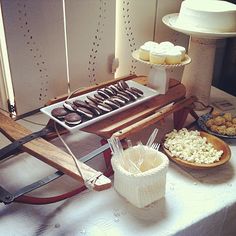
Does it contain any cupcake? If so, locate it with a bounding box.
[165,48,182,64]
[174,45,186,60]
[149,48,167,64]
[139,41,158,61]
[139,44,152,61]
[159,41,174,50]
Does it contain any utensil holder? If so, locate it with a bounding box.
[111,145,169,208]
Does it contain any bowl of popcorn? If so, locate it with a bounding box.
[162,128,231,169]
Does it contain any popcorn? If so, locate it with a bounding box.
[164,128,223,164]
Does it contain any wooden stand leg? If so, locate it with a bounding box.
[173,108,190,130]
[100,139,112,170]
[44,119,69,141]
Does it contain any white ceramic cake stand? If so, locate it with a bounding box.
[132,50,191,94]
[162,13,236,109]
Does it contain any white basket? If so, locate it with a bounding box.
[111,145,169,208]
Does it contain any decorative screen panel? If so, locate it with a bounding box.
[1,0,67,115]
[1,0,115,116]
[115,0,157,78]
[65,0,115,89]
[155,0,189,82]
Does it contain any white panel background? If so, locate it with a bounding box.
[65,0,115,89]
[2,0,68,115]
[1,0,116,116]
[115,0,157,78]
[155,0,189,82]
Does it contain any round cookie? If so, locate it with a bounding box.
[103,99,120,109]
[108,84,119,94]
[97,89,111,99]
[87,95,100,105]
[117,80,129,90]
[63,101,77,111]
[85,101,103,116]
[116,91,131,103]
[64,112,82,126]
[97,103,113,113]
[109,84,120,93]
[76,106,94,119]
[51,107,69,119]
[111,96,126,106]
[130,87,144,97]
[125,88,138,101]
[73,99,91,109]
[94,93,105,102]
[104,87,116,96]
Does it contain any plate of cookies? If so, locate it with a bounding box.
[197,111,236,139]
[40,80,159,132]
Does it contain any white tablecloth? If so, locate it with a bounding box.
[0,86,236,236]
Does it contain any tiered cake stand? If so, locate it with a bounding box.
[162,13,236,109]
[132,50,191,94]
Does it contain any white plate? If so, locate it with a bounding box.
[132,49,191,68]
[40,81,159,132]
[162,13,236,39]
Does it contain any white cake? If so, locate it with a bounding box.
[176,0,236,32]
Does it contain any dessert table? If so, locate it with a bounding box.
[0,85,236,236]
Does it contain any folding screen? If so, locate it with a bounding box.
[0,0,187,116]
[1,0,116,115]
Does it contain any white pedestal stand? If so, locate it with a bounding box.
[182,37,217,110]
[162,13,236,110]
[148,66,168,94]
[132,50,191,94]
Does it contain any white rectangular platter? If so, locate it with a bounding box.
[40,81,159,132]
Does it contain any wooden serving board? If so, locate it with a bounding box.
[0,112,111,191]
